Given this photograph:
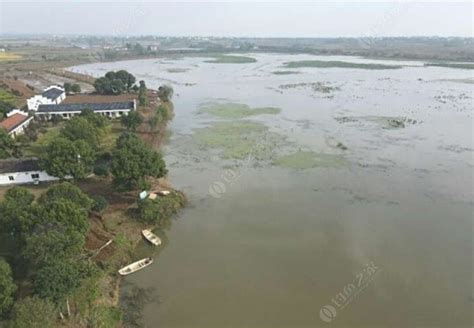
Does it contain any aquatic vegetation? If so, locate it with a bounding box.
[335,116,418,129]
[279,82,340,94]
[166,68,189,73]
[199,102,281,119]
[194,121,284,160]
[283,60,402,69]
[425,63,474,70]
[205,55,257,64]
[274,150,347,169]
[272,71,300,75]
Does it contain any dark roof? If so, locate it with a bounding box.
[0,159,40,174]
[42,87,64,100]
[37,101,135,113]
[0,113,30,133]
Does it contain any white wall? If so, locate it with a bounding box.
[9,117,33,138]
[0,170,60,185]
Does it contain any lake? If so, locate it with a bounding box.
[71,53,473,327]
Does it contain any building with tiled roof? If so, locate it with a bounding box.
[0,110,33,138]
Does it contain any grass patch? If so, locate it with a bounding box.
[424,62,474,69]
[194,121,284,160]
[272,70,301,75]
[283,60,402,70]
[274,150,346,169]
[205,55,257,64]
[0,52,22,61]
[199,102,280,119]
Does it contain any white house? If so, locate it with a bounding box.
[0,159,60,186]
[27,85,66,111]
[0,110,33,138]
[36,100,136,120]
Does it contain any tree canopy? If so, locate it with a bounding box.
[8,296,56,328]
[41,137,95,180]
[111,133,167,190]
[120,111,143,132]
[94,70,136,95]
[0,258,17,317]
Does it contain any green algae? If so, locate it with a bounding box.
[272,71,301,75]
[273,150,347,169]
[199,102,281,119]
[283,60,402,70]
[205,55,257,64]
[335,116,418,129]
[194,121,284,160]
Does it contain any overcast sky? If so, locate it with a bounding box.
[0,1,472,37]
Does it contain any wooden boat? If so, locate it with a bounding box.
[142,229,162,246]
[118,257,153,276]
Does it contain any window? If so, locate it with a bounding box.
[8,176,14,181]
[31,173,40,180]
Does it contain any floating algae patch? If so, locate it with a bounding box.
[272,71,301,75]
[279,82,340,94]
[335,116,419,129]
[283,60,402,70]
[205,55,257,64]
[274,151,347,169]
[166,68,190,73]
[199,102,281,119]
[194,121,285,160]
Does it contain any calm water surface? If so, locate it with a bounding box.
[71,54,473,327]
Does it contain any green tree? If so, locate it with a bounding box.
[37,199,90,235]
[138,80,148,106]
[41,138,95,179]
[120,111,143,132]
[8,296,56,328]
[63,82,72,94]
[111,133,167,190]
[0,191,35,236]
[0,258,16,317]
[38,182,93,210]
[158,84,174,102]
[0,129,15,159]
[71,84,81,93]
[61,116,103,148]
[23,227,85,266]
[35,259,95,304]
[115,70,136,89]
[79,109,108,130]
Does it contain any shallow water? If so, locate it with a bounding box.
[71,53,473,327]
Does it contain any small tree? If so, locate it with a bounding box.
[35,259,95,304]
[158,85,174,102]
[9,296,56,328]
[38,182,93,211]
[121,111,143,132]
[138,80,148,106]
[0,258,16,317]
[111,133,167,190]
[71,84,81,93]
[0,129,15,159]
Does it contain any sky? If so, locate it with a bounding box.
[0,1,472,37]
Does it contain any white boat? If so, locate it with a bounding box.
[142,229,162,246]
[118,257,153,276]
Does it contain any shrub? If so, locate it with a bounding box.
[93,163,109,177]
[92,196,108,213]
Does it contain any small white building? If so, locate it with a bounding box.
[36,100,136,120]
[0,110,33,138]
[27,85,66,111]
[0,159,60,186]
